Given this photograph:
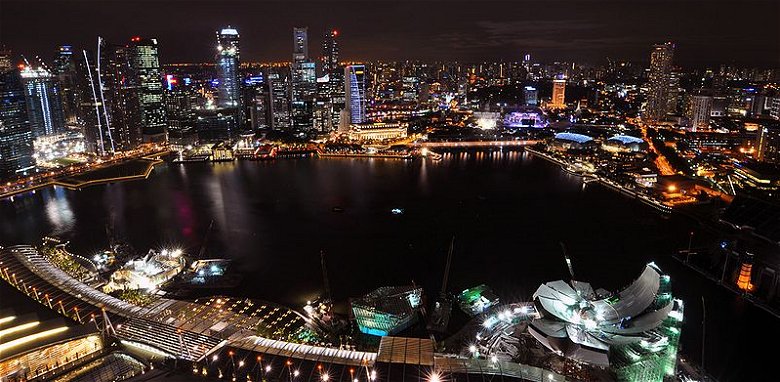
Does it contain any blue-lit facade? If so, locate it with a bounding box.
[20,66,65,138]
[345,65,366,125]
[0,69,35,178]
[216,27,241,109]
[351,286,423,337]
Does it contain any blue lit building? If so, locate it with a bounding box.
[345,64,367,125]
[550,132,597,152]
[0,69,35,178]
[20,66,65,138]
[351,286,423,336]
[216,27,241,109]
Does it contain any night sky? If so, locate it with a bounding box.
[2,0,778,67]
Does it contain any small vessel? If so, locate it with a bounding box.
[391,208,404,215]
[332,206,344,213]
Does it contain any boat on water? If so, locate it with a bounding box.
[332,206,345,213]
[391,208,404,215]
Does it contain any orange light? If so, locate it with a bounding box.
[737,262,754,292]
[667,184,677,192]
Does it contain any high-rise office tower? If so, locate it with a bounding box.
[20,65,66,138]
[524,86,538,106]
[320,28,344,131]
[645,42,675,122]
[216,27,241,108]
[268,69,291,130]
[685,92,713,131]
[243,74,268,130]
[321,29,339,77]
[291,27,316,130]
[52,45,81,125]
[0,68,35,178]
[127,37,167,142]
[344,64,366,125]
[550,76,566,109]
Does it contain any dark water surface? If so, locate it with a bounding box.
[1,150,776,381]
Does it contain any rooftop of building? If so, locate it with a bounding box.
[554,132,593,144]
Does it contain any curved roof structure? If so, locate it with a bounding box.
[553,132,593,144]
[529,263,680,367]
[608,135,645,145]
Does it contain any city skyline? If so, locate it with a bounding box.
[2,1,779,67]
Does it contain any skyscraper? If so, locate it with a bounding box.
[550,76,566,109]
[268,69,291,130]
[0,68,35,178]
[291,27,316,130]
[52,45,81,125]
[216,27,241,108]
[524,86,538,106]
[320,28,344,131]
[127,37,167,142]
[645,42,675,122]
[685,92,713,131]
[344,64,366,125]
[20,65,66,138]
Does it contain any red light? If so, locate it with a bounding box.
[131,36,141,42]
[332,30,339,37]
[17,64,25,70]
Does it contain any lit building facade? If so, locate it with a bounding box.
[524,86,538,106]
[20,66,66,138]
[345,64,367,125]
[268,69,291,130]
[347,122,407,141]
[0,69,35,178]
[127,37,167,142]
[645,42,675,122]
[291,27,316,130]
[685,93,713,131]
[216,27,241,109]
[550,77,566,109]
[756,125,780,163]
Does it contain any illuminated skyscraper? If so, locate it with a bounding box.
[0,68,35,178]
[645,42,675,122]
[20,65,66,138]
[550,76,566,109]
[216,27,241,108]
[291,27,316,130]
[127,37,167,142]
[345,64,366,125]
[320,28,344,130]
[685,92,713,131]
[524,86,538,106]
[268,69,291,130]
[52,45,80,125]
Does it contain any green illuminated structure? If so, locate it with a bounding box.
[457,284,499,316]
